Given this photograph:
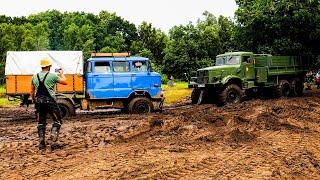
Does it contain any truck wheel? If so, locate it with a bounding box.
[218,84,244,105]
[291,78,304,97]
[191,89,200,104]
[128,97,153,114]
[56,98,75,118]
[279,80,290,97]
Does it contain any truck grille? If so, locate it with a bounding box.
[197,70,209,84]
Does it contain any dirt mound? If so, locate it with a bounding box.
[256,112,281,130]
[228,128,256,144]
[1,92,320,179]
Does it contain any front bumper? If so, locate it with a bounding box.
[191,83,223,89]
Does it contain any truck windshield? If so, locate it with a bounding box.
[216,56,240,66]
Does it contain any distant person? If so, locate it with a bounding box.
[305,70,313,90]
[30,59,67,150]
[316,70,320,89]
[167,75,176,87]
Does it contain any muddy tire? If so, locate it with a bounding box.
[56,98,75,118]
[272,86,282,98]
[191,89,200,104]
[128,97,153,114]
[279,80,291,97]
[291,78,304,97]
[218,84,244,106]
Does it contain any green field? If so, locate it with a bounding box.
[0,85,20,107]
[162,81,192,105]
[0,85,5,95]
[0,82,192,107]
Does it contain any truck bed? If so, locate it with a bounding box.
[6,74,84,96]
[255,55,311,76]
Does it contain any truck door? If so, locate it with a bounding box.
[131,61,151,91]
[112,61,132,98]
[243,56,255,80]
[86,61,114,99]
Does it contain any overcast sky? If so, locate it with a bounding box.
[0,0,238,32]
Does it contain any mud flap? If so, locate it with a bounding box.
[152,98,165,112]
[197,90,205,105]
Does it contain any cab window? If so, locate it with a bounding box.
[133,61,148,72]
[243,56,250,63]
[113,61,130,72]
[94,62,111,73]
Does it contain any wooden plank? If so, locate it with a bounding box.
[91,52,131,57]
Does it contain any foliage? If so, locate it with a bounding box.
[161,74,169,84]
[163,11,225,78]
[1,4,320,83]
[235,0,320,55]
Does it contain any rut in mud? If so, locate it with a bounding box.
[1,92,320,179]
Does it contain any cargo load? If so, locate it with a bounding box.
[5,51,84,95]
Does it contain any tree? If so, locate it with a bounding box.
[218,16,235,53]
[136,22,168,66]
[235,0,320,55]
[96,11,137,51]
[163,12,221,78]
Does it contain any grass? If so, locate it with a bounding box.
[0,82,192,107]
[0,97,20,107]
[0,84,5,95]
[162,81,192,105]
[0,85,20,107]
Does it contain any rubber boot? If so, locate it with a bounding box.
[51,123,61,142]
[37,124,46,150]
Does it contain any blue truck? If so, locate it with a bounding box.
[5,52,164,117]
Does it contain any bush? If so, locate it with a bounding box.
[0,63,4,84]
[161,74,169,84]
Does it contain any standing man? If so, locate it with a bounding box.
[31,58,67,150]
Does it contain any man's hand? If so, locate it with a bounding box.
[57,69,68,85]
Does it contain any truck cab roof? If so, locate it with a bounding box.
[217,52,254,57]
[88,56,149,62]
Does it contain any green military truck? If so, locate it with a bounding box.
[189,52,313,105]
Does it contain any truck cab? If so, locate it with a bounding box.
[82,53,164,113]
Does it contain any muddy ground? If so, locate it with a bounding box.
[1,92,320,179]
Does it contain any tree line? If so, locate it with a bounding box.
[1,0,320,83]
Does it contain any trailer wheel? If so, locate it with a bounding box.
[56,98,75,118]
[128,97,153,114]
[279,80,290,97]
[291,78,304,97]
[218,84,243,106]
[191,89,200,104]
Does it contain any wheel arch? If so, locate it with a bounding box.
[128,91,151,101]
[55,94,75,106]
[222,76,243,88]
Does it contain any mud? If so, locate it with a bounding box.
[1,93,320,179]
